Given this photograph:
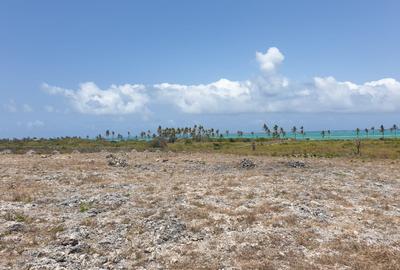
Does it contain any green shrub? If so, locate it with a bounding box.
[149,137,168,149]
[79,202,92,213]
[213,143,221,150]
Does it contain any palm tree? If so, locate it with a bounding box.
[380,125,385,138]
[111,131,115,140]
[263,123,271,137]
[280,127,286,138]
[291,126,297,139]
[356,128,360,138]
[393,124,398,137]
[371,126,375,136]
[321,130,325,139]
[127,131,131,140]
[300,126,305,139]
[105,130,110,139]
[365,128,369,137]
[327,130,331,137]
[273,125,279,138]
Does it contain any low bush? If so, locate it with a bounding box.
[149,137,168,149]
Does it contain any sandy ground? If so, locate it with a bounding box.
[0,151,399,269]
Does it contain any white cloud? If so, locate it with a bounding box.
[256,47,284,74]
[44,105,55,112]
[3,99,33,113]
[42,82,149,115]
[43,47,400,115]
[27,120,44,129]
[3,100,17,113]
[3,101,35,113]
[22,104,33,112]
[154,79,254,113]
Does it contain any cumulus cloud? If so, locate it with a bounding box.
[154,79,254,113]
[43,47,400,114]
[42,82,149,115]
[255,47,284,73]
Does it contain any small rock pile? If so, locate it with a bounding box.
[106,154,128,167]
[239,158,256,169]
[287,161,306,168]
[0,149,12,155]
[25,149,36,156]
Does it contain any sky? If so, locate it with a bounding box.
[1,0,400,138]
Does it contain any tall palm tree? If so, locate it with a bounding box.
[380,125,385,138]
[280,127,286,138]
[371,126,375,136]
[356,128,360,138]
[111,131,115,140]
[291,126,297,139]
[127,131,131,140]
[393,124,398,137]
[273,125,279,138]
[300,126,304,139]
[365,128,369,137]
[321,130,325,139]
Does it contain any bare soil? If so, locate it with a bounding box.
[0,152,399,269]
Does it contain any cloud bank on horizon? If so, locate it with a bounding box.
[42,47,400,115]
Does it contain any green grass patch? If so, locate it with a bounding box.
[79,202,92,213]
[2,137,400,159]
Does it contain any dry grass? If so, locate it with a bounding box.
[0,152,399,269]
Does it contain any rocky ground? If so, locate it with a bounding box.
[0,151,399,269]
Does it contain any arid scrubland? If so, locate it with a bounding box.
[0,151,399,269]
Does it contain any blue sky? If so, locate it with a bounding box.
[1,0,400,138]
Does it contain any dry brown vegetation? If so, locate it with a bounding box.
[0,151,399,269]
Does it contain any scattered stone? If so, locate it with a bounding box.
[238,158,256,169]
[287,161,306,168]
[106,154,128,167]
[0,149,12,154]
[25,149,36,156]
[50,252,66,263]
[69,242,90,254]
[145,215,187,244]
[52,150,61,155]
[6,222,25,232]
[60,237,79,246]
[1,152,399,269]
